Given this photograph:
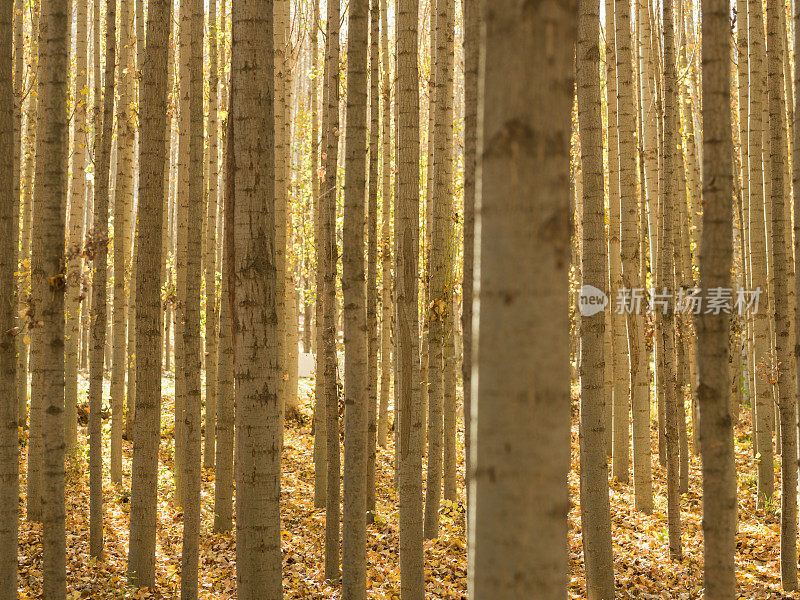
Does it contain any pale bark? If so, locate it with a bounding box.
[88,0,116,556]
[578,0,614,596]
[65,0,89,452]
[469,2,575,596]
[36,0,69,592]
[396,0,424,596]
[127,0,171,585]
[748,0,773,506]
[203,0,219,469]
[111,0,135,485]
[231,0,282,591]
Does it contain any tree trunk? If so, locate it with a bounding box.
[0,1,18,592]
[88,0,116,556]
[377,0,392,451]
[127,0,171,585]
[231,0,282,592]
[395,0,424,596]
[365,0,380,524]
[65,0,89,452]
[423,0,454,540]
[747,0,774,506]
[469,4,575,598]
[111,0,135,485]
[322,0,341,581]
[662,0,682,561]
[203,0,219,469]
[577,0,615,596]
[36,0,69,592]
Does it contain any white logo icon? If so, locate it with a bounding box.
[579,284,608,317]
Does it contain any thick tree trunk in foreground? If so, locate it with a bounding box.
[468,2,575,598]
[231,0,282,594]
[696,0,737,596]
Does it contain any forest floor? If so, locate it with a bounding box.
[12,372,799,599]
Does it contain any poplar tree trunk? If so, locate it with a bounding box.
[747,0,774,506]
[461,0,477,513]
[213,116,234,531]
[662,0,682,561]
[615,0,652,511]
[322,0,341,581]
[365,0,380,524]
[36,0,69,592]
[341,2,369,594]
[577,0,614,596]
[765,0,797,589]
[469,3,575,598]
[0,1,18,592]
[396,0,424,596]
[606,0,629,483]
[231,0,282,592]
[88,0,116,556]
[696,0,737,595]
[377,0,392,451]
[203,0,220,469]
[127,0,171,585]
[65,0,89,452]
[311,0,326,510]
[424,0,454,540]
[111,0,135,485]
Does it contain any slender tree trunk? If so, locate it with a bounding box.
[747,0,773,506]
[396,0,424,596]
[203,0,219,469]
[377,0,392,451]
[423,0,454,540]
[311,0,326,510]
[0,0,18,592]
[111,0,135,485]
[365,0,380,525]
[461,0,477,514]
[127,0,171,585]
[36,0,69,592]
[577,0,614,596]
[65,0,89,452]
[322,0,341,581]
[765,0,797,589]
[606,0,629,483]
[663,0,682,561]
[468,3,575,598]
[341,2,369,595]
[88,0,116,556]
[213,114,234,531]
[615,0,652,511]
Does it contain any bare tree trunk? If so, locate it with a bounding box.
[0,1,18,591]
[36,0,69,591]
[127,0,171,584]
[577,0,614,596]
[231,0,282,592]
[468,3,575,597]
[396,0,424,595]
[203,0,220,469]
[322,0,341,581]
[65,0,89,452]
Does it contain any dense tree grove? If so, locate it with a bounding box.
[5,0,800,599]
